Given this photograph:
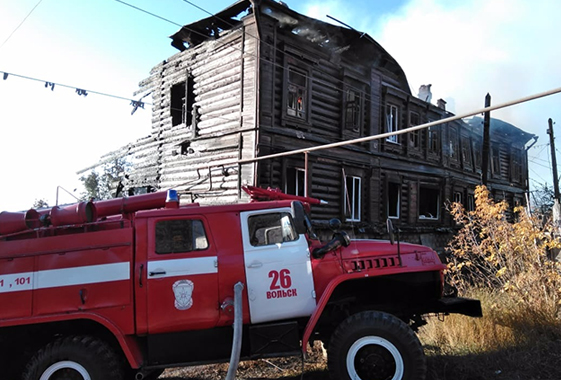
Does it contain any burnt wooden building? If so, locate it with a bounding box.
[102,0,536,248]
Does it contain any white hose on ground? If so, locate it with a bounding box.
[225,281,244,380]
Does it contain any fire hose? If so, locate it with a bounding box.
[225,282,244,380]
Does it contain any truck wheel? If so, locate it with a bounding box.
[328,311,426,380]
[22,335,123,380]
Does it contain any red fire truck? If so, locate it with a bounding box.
[0,187,481,380]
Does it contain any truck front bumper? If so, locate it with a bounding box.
[433,296,483,317]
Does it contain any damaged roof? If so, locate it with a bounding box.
[170,0,411,94]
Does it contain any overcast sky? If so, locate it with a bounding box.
[1,0,559,211]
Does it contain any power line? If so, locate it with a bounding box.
[0,0,44,50]
[0,70,151,114]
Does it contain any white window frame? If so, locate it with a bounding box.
[285,167,306,197]
[344,176,361,222]
[386,104,399,143]
[418,186,440,220]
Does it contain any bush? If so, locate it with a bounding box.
[446,185,561,324]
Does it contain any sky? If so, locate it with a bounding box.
[0,0,560,212]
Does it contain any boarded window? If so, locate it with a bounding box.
[344,176,361,222]
[386,104,399,143]
[409,112,420,149]
[419,187,440,220]
[285,167,306,197]
[155,219,208,254]
[248,213,298,247]
[286,68,307,119]
[171,76,195,127]
[388,182,400,219]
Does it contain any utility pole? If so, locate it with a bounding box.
[481,93,491,185]
[547,118,560,201]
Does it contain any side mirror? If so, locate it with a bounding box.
[386,218,395,245]
[291,201,307,235]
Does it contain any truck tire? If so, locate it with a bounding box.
[22,335,124,380]
[328,311,426,380]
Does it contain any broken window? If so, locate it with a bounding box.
[285,167,306,197]
[419,186,440,220]
[491,147,501,178]
[345,88,361,132]
[155,219,208,254]
[171,75,195,128]
[448,127,459,161]
[386,104,399,143]
[286,67,307,120]
[453,191,462,204]
[388,182,400,219]
[511,148,523,183]
[461,136,473,169]
[467,194,475,212]
[428,125,440,154]
[344,176,361,222]
[408,112,420,149]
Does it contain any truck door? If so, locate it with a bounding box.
[146,216,219,333]
[241,208,316,324]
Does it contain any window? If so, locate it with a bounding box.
[285,167,306,196]
[467,194,475,212]
[286,67,307,120]
[344,176,361,221]
[409,112,420,149]
[461,136,473,169]
[491,147,501,177]
[385,104,399,143]
[453,191,462,204]
[388,182,400,219]
[345,88,362,132]
[428,125,440,154]
[248,212,298,247]
[512,148,523,183]
[473,139,482,170]
[419,187,440,220]
[449,128,459,161]
[171,76,195,127]
[155,219,208,254]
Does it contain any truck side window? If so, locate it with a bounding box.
[155,219,208,254]
[248,212,298,247]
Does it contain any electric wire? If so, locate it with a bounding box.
[0,0,44,50]
[0,70,152,111]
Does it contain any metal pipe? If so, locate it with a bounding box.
[225,282,245,380]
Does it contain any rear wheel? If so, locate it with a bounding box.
[328,311,426,380]
[22,335,123,380]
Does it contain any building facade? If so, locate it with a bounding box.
[100,0,535,248]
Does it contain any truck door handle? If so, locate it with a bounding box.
[247,262,263,269]
[139,264,144,288]
[149,271,166,276]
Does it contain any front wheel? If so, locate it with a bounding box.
[23,335,124,380]
[328,311,426,380]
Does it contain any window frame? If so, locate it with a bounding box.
[418,186,440,220]
[283,64,311,124]
[170,75,196,130]
[408,111,421,149]
[247,212,299,247]
[154,218,209,255]
[285,167,306,197]
[385,104,399,144]
[344,175,362,222]
[387,182,401,219]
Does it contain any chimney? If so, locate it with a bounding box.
[418,84,432,103]
[437,98,447,110]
